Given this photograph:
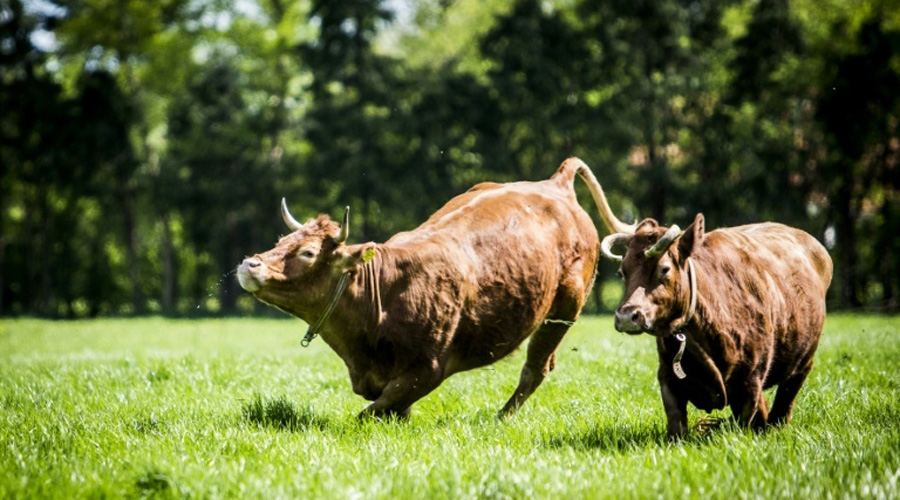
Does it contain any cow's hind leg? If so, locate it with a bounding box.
[497,320,570,418]
[498,282,585,419]
[769,359,814,426]
[497,268,589,419]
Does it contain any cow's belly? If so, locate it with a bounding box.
[664,350,727,412]
[444,343,519,376]
[673,375,727,413]
[443,318,539,376]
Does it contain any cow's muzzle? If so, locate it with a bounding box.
[237,258,264,292]
[614,304,650,334]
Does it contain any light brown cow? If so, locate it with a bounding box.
[601,214,833,437]
[237,158,632,419]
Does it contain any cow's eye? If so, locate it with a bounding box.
[616,269,624,280]
[299,249,316,259]
[659,265,671,277]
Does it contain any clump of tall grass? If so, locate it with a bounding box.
[240,393,324,431]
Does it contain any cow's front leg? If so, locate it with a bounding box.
[358,362,443,420]
[660,375,689,439]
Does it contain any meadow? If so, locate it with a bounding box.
[1,314,898,499]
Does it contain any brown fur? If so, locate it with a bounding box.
[612,214,833,437]
[237,158,625,419]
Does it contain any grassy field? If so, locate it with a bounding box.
[1,315,898,499]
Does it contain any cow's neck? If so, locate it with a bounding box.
[678,258,732,380]
[313,249,387,353]
[358,256,384,332]
[667,261,728,406]
[301,271,352,347]
[672,258,698,334]
[680,258,715,341]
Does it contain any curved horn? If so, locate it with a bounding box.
[333,206,350,243]
[601,233,631,262]
[644,224,681,259]
[281,198,302,231]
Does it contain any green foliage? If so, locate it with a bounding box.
[0,315,898,497]
[1,0,899,315]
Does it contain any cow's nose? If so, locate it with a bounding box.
[615,306,645,333]
[240,257,262,271]
[237,258,264,292]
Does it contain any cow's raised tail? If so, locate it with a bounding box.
[554,157,635,234]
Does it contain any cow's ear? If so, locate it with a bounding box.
[334,242,378,271]
[678,213,705,258]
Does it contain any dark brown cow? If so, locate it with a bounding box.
[237,158,632,419]
[601,214,833,437]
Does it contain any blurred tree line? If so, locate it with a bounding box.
[1,0,898,317]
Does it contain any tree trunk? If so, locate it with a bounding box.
[161,214,176,314]
[220,214,239,315]
[643,106,668,223]
[834,173,861,308]
[877,192,896,309]
[122,188,143,314]
[38,187,54,316]
[591,269,605,314]
[0,232,5,316]
[0,193,5,315]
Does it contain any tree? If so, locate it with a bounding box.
[479,0,593,180]
[815,19,900,308]
[299,0,399,241]
[165,56,284,313]
[700,0,810,227]
[578,0,735,223]
[0,0,143,316]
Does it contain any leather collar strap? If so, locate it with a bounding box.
[683,257,697,325]
[302,271,351,347]
[671,257,698,379]
[672,333,688,379]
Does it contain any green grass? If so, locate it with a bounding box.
[1,315,898,499]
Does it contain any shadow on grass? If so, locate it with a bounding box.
[134,467,177,498]
[542,416,738,452]
[240,394,331,432]
[543,423,666,452]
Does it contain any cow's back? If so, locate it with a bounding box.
[695,223,832,387]
[705,223,832,297]
[386,179,598,274]
[381,177,599,371]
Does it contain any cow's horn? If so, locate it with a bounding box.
[601,233,631,262]
[644,225,681,259]
[281,198,303,231]
[334,206,350,243]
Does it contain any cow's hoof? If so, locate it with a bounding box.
[496,409,516,420]
[357,408,411,422]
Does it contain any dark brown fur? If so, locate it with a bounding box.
[237,158,629,419]
[612,214,833,437]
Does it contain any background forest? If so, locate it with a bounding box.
[1,0,898,317]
